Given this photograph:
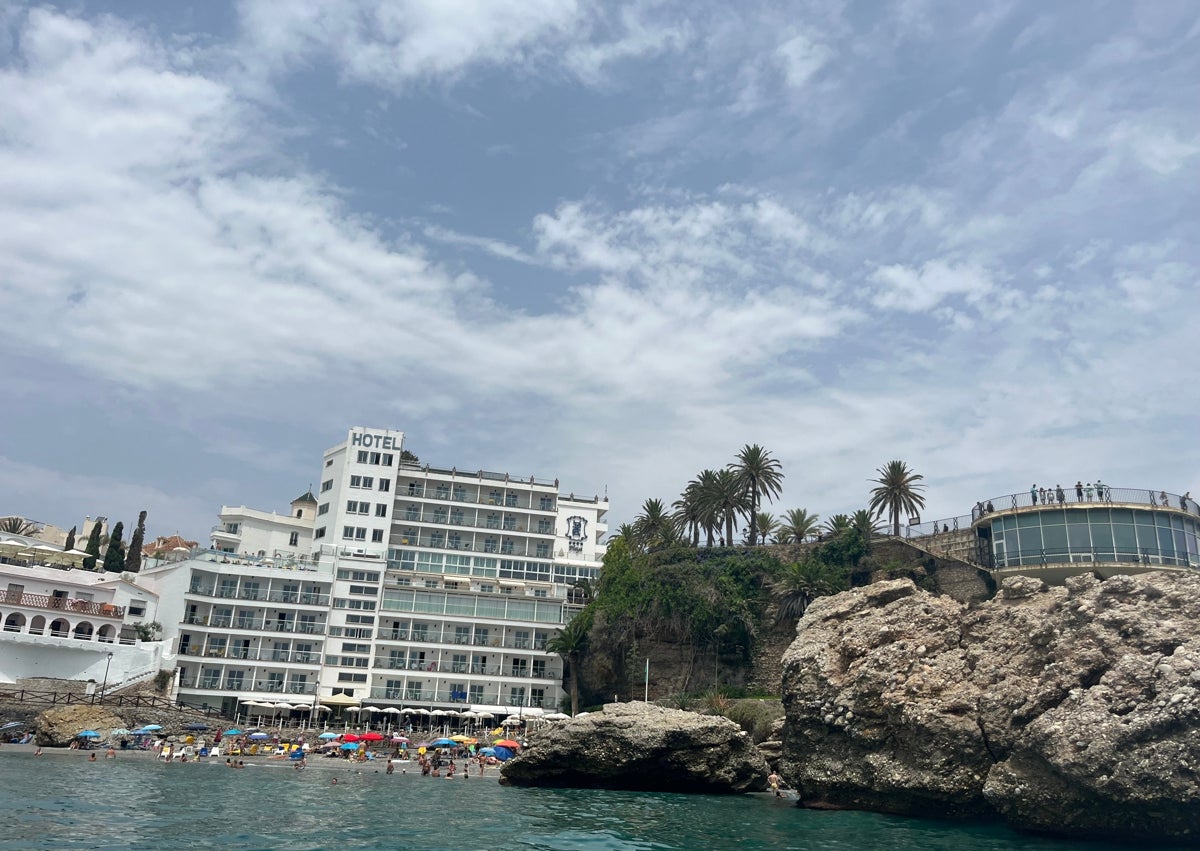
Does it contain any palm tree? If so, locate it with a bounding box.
[776,508,820,544]
[691,469,722,547]
[868,460,927,536]
[634,497,678,551]
[709,468,748,547]
[823,513,851,536]
[747,512,778,545]
[772,560,849,622]
[849,509,879,541]
[672,483,704,547]
[0,516,39,536]
[729,444,784,545]
[547,612,592,716]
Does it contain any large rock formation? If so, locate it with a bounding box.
[33,705,129,747]
[780,574,1200,841]
[501,701,770,793]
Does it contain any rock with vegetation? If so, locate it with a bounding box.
[780,574,1200,841]
[500,701,771,793]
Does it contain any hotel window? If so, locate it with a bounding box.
[375,504,388,518]
[355,527,367,541]
[350,475,363,488]
[362,476,374,488]
[539,496,554,510]
[325,458,333,467]
[343,526,355,540]
[349,585,377,596]
[314,527,326,539]
[371,529,384,543]
[369,451,382,465]
[378,479,390,492]
[382,453,394,466]
[345,614,375,624]
[337,672,367,683]
[288,532,300,547]
[357,450,369,463]
[341,642,370,653]
[321,479,333,492]
[318,503,329,515]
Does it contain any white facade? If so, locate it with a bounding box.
[309,427,608,715]
[0,557,163,686]
[210,492,317,563]
[139,553,333,717]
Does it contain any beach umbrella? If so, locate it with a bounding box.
[184,723,210,731]
[390,736,409,743]
[0,721,26,731]
[492,746,515,761]
[140,724,163,732]
[360,731,384,742]
[430,737,456,747]
[223,728,243,736]
[494,739,520,749]
[248,732,270,740]
[475,712,494,720]
[345,706,361,714]
[479,747,496,755]
[342,733,360,742]
[318,732,339,740]
[77,730,101,738]
[110,728,131,736]
[450,734,473,743]
[381,707,402,715]
[543,713,570,721]
[362,706,383,713]
[339,742,359,751]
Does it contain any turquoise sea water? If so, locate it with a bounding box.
[0,751,1149,850]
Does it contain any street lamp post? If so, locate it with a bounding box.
[100,652,113,702]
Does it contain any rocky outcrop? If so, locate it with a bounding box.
[500,701,770,793]
[780,574,1200,841]
[33,705,129,747]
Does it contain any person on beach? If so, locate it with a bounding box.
[767,772,782,797]
[105,747,116,759]
[88,753,97,762]
[34,747,43,757]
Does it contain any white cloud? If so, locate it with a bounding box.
[870,260,994,312]
[774,33,833,88]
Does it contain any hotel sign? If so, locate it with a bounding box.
[350,430,403,451]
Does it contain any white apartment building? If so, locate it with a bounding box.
[210,491,317,563]
[145,426,608,719]
[0,540,163,687]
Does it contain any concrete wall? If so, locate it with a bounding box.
[0,633,161,686]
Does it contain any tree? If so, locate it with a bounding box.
[868,460,927,536]
[729,444,784,545]
[690,469,722,547]
[102,521,126,573]
[747,512,778,546]
[0,516,39,536]
[634,498,678,551]
[83,522,104,570]
[400,449,419,463]
[823,513,851,536]
[777,508,820,544]
[772,558,849,622]
[672,482,705,547]
[547,611,592,716]
[849,509,879,544]
[63,526,77,552]
[125,510,147,573]
[709,468,749,547]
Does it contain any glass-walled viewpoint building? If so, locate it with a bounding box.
[970,487,1199,582]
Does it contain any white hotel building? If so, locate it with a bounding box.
[144,427,607,719]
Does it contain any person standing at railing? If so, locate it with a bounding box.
[1160,491,1170,507]
[1038,486,1047,505]
[1075,482,1084,502]
[1085,483,1094,501]
[1030,484,1038,505]
[1056,485,1065,504]
[1182,492,1191,511]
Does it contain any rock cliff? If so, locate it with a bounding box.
[780,573,1200,841]
[500,701,770,793]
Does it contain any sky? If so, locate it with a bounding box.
[1,1,1198,543]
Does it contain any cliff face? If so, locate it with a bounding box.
[780,573,1200,841]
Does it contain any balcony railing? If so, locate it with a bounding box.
[177,647,322,664]
[971,487,1199,521]
[0,593,125,618]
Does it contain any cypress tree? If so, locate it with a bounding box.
[102,521,125,573]
[125,511,147,573]
[64,526,77,552]
[83,522,103,570]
